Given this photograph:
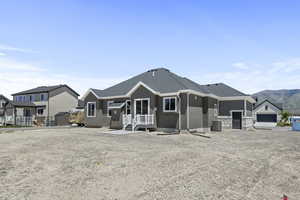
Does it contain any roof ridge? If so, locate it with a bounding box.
[167,71,190,90]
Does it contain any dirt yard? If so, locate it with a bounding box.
[0,127,300,200]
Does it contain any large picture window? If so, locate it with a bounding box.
[134,99,149,115]
[163,97,176,112]
[87,102,96,117]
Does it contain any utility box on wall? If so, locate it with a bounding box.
[291,117,300,131]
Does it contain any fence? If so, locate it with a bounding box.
[15,116,33,127]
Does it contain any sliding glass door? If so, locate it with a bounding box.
[134,98,150,115]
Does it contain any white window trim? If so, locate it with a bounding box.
[107,101,114,117]
[37,108,44,116]
[87,102,96,118]
[163,97,177,112]
[134,98,150,115]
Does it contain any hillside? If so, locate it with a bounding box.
[253,89,300,114]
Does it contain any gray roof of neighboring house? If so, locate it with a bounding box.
[201,83,247,97]
[90,68,211,98]
[0,94,10,102]
[12,84,80,96]
[254,99,283,110]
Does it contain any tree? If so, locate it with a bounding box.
[281,111,290,123]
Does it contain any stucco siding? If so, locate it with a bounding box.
[48,91,78,117]
[188,94,203,129]
[202,97,218,129]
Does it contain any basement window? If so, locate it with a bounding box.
[87,102,96,117]
[163,97,176,112]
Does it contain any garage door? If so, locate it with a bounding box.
[257,114,277,122]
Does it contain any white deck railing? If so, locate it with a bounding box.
[122,114,154,130]
[122,114,132,129]
[134,114,154,125]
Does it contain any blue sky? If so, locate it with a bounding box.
[1,0,300,97]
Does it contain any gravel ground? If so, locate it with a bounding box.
[0,127,300,200]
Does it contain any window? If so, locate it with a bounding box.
[126,100,131,115]
[37,108,44,116]
[41,94,45,101]
[87,102,96,117]
[265,105,268,111]
[135,99,149,115]
[29,95,33,102]
[107,101,114,116]
[163,97,176,112]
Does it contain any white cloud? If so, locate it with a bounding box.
[199,58,300,94]
[0,52,6,56]
[0,57,44,72]
[232,62,249,70]
[0,44,37,53]
[0,57,124,98]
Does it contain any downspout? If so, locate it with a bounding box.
[177,93,181,132]
[47,92,50,126]
[244,99,247,117]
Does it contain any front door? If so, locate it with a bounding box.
[232,112,242,129]
[134,99,150,115]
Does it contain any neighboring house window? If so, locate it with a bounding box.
[87,102,96,117]
[37,108,44,116]
[265,105,268,111]
[163,97,176,112]
[29,95,33,102]
[41,94,45,101]
[126,100,131,115]
[107,101,114,117]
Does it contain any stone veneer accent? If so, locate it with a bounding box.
[217,116,254,130]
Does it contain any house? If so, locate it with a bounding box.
[253,99,283,126]
[7,84,80,126]
[0,95,10,125]
[82,68,256,132]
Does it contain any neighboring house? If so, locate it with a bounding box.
[8,84,80,126]
[0,95,10,125]
[82,68,256,132]
[253,99,283,124]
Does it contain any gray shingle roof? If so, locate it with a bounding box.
[12,84,80,96]
[0,94,10,102]
[201,83,247,97]
[91,68,210,98]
